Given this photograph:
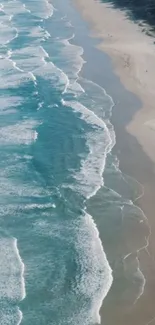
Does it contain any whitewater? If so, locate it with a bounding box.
[0,0,149,324]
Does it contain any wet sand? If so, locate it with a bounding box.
[74,0,155,164]
[73,0,155,324]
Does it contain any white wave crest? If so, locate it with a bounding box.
[0,237,25,325]
[74,212,113,324]
[0,25,18,45]
[59,34,85,94]
[1,0,31,15]
[0,96,22,115]
[0,120,38,145]
[62,99,114,198]
[24,0,54,19]
[10,46,49,72]
[35,61,69,92]
[0,237,25,301]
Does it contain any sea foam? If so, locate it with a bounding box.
[0,237,25,301]
[0,2,115,324]
[23,0,54,19]
[73,212,113,324]
[0,120,39,145]
[61,98,114,198]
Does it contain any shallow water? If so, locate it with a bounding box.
[0,0,150,324]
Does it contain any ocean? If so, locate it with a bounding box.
[0,0,150,324]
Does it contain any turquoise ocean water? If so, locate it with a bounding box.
[0,0,151,324]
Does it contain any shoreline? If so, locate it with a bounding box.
[73,0,155,165]
[71,0,155,324]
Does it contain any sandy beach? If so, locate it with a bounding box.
[73,0,155,164]
[73,0,155,324]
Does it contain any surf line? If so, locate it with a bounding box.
[14,237,26,300]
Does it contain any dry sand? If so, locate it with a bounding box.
[72,0,155,324]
